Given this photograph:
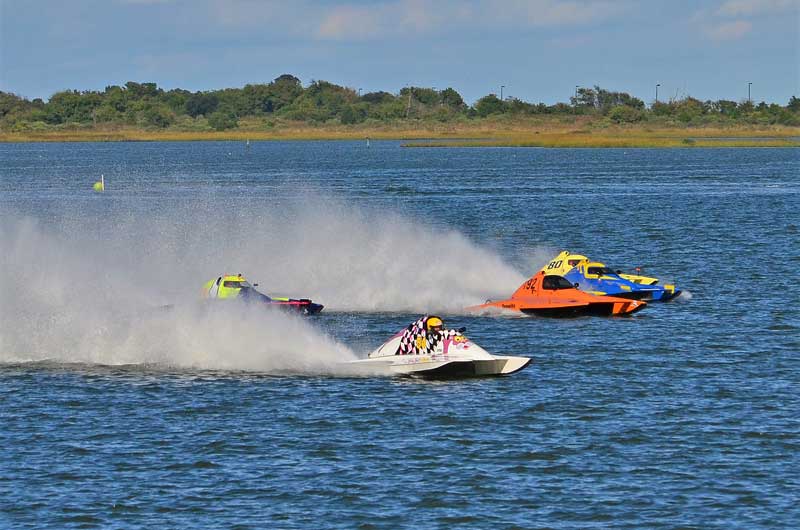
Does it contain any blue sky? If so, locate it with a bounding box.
[1,0,798,104]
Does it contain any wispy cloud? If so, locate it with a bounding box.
[317,1,439,40]
[705,19,753,40]
[314,0,624,40]
[100,0,630,42]
[116,0,175,4]
[716,0,798,17]
[485,0,621,27]
[693,0,796,41]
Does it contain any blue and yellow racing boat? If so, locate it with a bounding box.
[540,251,681,302]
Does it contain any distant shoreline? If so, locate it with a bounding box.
[2,119,799,148]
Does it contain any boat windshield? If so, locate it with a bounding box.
[237,286,272,302]
[542,275,574,290]
[587,267,618,276]
[223,280,252,289]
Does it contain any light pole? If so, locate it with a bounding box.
[655,83,660,104]
[575,85,579,104]
[748,82,752,102]
[500,85,505,101]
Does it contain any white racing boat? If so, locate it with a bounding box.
[351,316,531,377]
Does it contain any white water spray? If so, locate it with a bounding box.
[0,192,528,372]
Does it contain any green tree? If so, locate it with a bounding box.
[608,105,643,123]
[361,91,395,104]
[162,88,191,113]
[571,87,597,109]
[408,87,439,106]
[45,90,102,123]
[208,110,238,130]
[0,91,32,120]
[474,94,505,117]
[103,85,128,113]
[340,104,366,124]
[738,100,755,116]
[595,87,644,113]
[440,87,466,109]
[92,104,122,123]
[367,98,406,120]
[506,97,539,115]
[140,102,175,128]
[675,97,705,123]
[712,99,738,116]
[125,81,160,99]
[284,80,354,122]
[651,101,673,116]
[571,86,643,113]
[185,92,219,117]
[269,74,304,110]
[548,102,573,114]
[241,83,273,114]
[777,109,800,125]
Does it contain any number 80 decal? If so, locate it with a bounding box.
[547,260,562,270]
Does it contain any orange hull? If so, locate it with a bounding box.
[469,271,646,317]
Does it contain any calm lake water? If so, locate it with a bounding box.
[1,142,799,529]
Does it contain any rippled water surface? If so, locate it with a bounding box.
[1,142,799,528]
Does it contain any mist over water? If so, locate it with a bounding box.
[0,190,525,371]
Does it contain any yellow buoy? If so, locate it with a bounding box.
[93,175,105,192]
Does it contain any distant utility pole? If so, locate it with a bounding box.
[358,88,362,97]
[574,85,579,104]
[655,83,660,103]
[500,85,505,101]
[405,86,412,118]
[748,82,752,102]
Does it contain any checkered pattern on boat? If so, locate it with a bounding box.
[397,316,458,355]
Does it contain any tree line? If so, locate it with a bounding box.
[1,74,798,131]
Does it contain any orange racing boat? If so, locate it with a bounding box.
[468,270,646,317]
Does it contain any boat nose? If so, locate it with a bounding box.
[628,300,647,313]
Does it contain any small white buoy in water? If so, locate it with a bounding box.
[246,139,251,149]
[92,174,105,192]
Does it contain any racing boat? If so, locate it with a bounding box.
[468,270,646,317]
[542,251,681,301]
[350,316,531,377]
[201,274,323,315]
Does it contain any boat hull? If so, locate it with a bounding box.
[357,328,531,378]
[350,355,531,378]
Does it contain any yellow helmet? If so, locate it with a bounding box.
[426,316,443,330]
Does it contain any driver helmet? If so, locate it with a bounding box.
[426,316,444,333]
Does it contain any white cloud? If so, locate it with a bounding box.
[317,5,384,40]
[316,1,449,40]
[209,0,316,33]
[693,0,796,41]
[705,19,753,40]
[716,0,798,17]
[314,0,624,41]
[116,0,174,3]
[486,0,620,26]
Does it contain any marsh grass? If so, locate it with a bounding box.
[2,118,798,147]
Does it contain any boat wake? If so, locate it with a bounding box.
[0,192,529,372]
